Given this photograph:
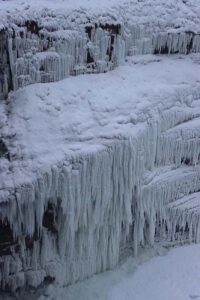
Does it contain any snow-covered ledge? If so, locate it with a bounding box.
[0,54,200,292]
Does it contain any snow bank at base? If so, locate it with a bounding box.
[44,244,200,300]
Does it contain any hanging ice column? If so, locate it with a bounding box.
[140,111,200,246]
[0,140,144,291]
[152,31,200,54]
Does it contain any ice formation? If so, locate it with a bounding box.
[1,90,200,292]
[0,0,200,295]
[1,25,200,100]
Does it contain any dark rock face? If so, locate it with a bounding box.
[98,23,121,35]
[24,20,41,35]
[0,219,15,256]
[0,139,10,160]
[42,203,58,234]
[0,29,13,99]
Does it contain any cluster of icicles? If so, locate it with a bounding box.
[1,98,200,291]
[0,21,200,99]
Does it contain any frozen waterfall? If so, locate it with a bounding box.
[1,2,200,295]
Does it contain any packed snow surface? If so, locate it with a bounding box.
[1,0,200,33]
[0,0,122,10]
[37,244,200,300]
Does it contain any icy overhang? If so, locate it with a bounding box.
[1,54,200,195]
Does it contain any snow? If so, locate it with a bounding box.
[0,0,123,11]
[36,244,200,300]
[1,0,200,33]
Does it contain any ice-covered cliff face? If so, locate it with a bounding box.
[1,0,200,295]
[1,109,200,292]
[0,54,200,292]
